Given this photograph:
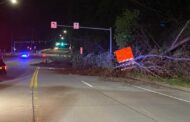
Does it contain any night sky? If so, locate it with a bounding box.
[0,0,73,50]
[1,0,189,51]
[0,0,125,51]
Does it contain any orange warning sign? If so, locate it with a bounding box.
[114,47,134,63]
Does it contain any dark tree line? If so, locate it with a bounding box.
[63,0,190,54]
[70,0,190,77]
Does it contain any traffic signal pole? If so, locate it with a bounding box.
[109,27,112,55]
[58,25,113,55]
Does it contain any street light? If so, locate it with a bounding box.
[61,37,64,40]
[10,0,17,5]
[63,30,67,34]
[0,0,18,5]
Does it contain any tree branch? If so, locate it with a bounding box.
[163,37,190,55]
[171,20,190,47]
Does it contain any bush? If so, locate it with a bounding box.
[71,52,113,69]
[71,53,84,68]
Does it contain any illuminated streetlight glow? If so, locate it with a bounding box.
[63,30,67,34]
[10,0,17,4]
[61,37,64,40]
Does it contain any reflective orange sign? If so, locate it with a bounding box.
[114,47,134,63]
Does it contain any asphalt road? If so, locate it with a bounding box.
[0,57,190,122]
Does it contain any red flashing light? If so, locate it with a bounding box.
[42,54,47,58]
[4,66,7,70]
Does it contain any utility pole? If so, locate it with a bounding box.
[11,32,14,53]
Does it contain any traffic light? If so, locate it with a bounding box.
[56,42,60,46]
[55,42,68,49]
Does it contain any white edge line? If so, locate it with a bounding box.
[134,86,190,104]
[81,81,93,88]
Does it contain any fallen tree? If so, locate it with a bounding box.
[116,20,190,78]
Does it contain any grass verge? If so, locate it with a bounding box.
[127,72,190,88]
[160,77,190,88]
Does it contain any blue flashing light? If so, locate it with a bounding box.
[21,53,29,58]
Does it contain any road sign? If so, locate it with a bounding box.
[80,47,83,55]
[114,47,134,63]
[73,22,80,29]
[51,21,57,29]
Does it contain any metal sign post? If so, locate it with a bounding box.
[54,23,113,55]
[109,27,112,55]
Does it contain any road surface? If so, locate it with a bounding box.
[0,57,190,122]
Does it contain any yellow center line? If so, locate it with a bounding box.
[30,67,41,122]
[30,68,39,89]
[30,69,37,89]
[33,90,41,122]
[34,69,39,89]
